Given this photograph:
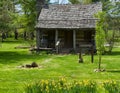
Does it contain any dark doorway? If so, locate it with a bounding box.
[48,31,55,48]
[84,31,92,42]
[64,31,73,48]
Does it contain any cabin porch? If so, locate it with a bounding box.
[36,28,95,54]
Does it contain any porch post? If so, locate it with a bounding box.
[55,29,58,44]
[73,30,76,51]
[55,29,58,53]
[36,28,41,48]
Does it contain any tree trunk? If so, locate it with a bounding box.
[2,32,6,42]
[14,30,18,40]
[98,54,101,70]
[30,32,34,40]
[23,31,27,40]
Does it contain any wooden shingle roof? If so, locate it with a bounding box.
[36,3,102,29]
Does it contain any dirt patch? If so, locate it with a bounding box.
[94,69,106,72]
[17,62,42,69]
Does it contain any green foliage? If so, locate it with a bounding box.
[95,12,106,54]
[95,12,106,70]
[99,1,120,52]
[83,0,93,4]
[91,0,100,2]
[69,0,101,4]
[18,0,36,33]
[69,0,80,4]
[0,0,15,33]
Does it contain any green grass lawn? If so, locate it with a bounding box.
[0,39,120,93]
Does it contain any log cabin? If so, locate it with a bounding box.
[36,1,102,53]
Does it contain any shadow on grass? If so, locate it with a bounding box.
[107,69,120,73]
[2,40,24,44]
[110,51,120,55]
[0,51,43,64]
[104,51,120,56]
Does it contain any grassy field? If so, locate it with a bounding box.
[0,39,120,93]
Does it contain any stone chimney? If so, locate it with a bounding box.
[36,0,45,18]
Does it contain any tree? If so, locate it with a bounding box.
[95,12,106,71]
[94,1,120,71]
[101,1,120,53]
[18,0,36,40]
[36,0,45,18]
[69,0,80,4]
[0,0,15,41]
[69,0,93,4]
[92,0,100,2]
[69,0,102,4]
